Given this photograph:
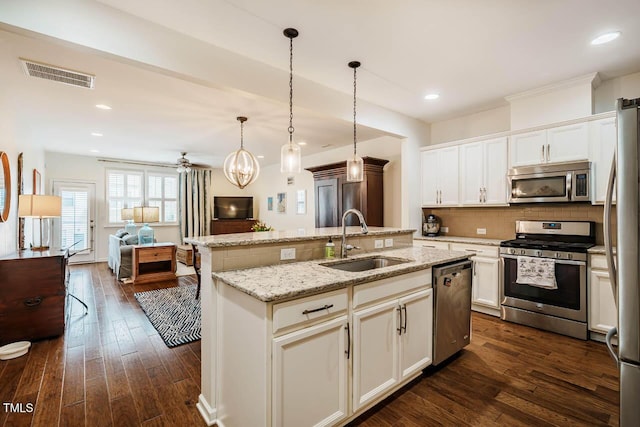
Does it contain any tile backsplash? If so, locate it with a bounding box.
[423,204,614,245]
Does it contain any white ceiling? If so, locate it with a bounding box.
[1,0,640,168]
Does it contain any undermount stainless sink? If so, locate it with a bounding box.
[320,256,411,272]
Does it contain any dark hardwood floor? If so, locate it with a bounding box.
[0,263,619,426]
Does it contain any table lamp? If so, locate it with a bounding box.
[134,206,159,244]
[121,208,137,235]
[18,195,62,251]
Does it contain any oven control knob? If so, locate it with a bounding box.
[510,249,516,255]
[567,253,573,260]
[520,249,526,255]
[555,252,562,259]
[535,250,542,257]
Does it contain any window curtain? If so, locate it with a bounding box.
[179,169,212,241]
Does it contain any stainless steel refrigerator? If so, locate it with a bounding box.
[605,97,640,426]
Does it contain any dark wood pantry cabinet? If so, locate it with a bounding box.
[306,157,388,227]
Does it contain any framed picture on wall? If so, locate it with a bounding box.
[267,196,273,211]
[277,192,286,213]
[33,169,41,194]
[296,190,306,214]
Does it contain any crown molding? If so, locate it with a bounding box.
[505,72,600,102]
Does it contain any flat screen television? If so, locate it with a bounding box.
[214,196,254,219]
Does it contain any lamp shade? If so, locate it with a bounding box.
[121,208,134,221]
[18,195,62,218]
[133,206,159,223]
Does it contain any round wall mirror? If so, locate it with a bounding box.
[0,151,11,222]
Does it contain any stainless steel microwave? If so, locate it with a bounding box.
[508,161,591,203]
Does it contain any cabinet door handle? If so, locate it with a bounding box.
[546,144,550,162]
[402,305,407,333]
[345,322,351,359]
[302,304,334,315]
[479,188,482,203]
[24,296,43,307]
[541,145,545,162]
[397,306,403,335]
[482,187,487,203]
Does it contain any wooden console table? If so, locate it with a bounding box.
[0,249,67,345]
[131,243,176,285]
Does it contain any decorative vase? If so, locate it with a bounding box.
[138,223,154,245]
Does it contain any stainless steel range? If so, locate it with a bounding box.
[499,220,595,340]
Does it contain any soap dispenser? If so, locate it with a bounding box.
[325,237,335,259]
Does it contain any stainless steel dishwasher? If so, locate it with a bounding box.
[432,260,472,365]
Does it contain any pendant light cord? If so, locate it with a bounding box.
[288,35,294,144]
[353,65,357,156]
[240,120,244,149]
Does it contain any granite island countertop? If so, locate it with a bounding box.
[212,246,469,302]
[185,226,415,248]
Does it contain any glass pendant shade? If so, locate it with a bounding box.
[347,155,364,182]
[223,149,260,189]
[280,141,301,174]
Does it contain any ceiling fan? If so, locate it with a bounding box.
[176,152,193,173]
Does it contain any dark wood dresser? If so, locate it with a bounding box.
[0,249,67,345]
[211,219,257,235]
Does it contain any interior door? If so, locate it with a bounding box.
[52,180,96,264]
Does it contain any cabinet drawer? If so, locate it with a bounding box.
[137,247,173,263]
[450,243,499,258]
[0,295,65,345]
[353,269,431,310]
[272,288,348,335]
[589,254,608,270]
[414,240,450,250]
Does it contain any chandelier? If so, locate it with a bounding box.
[223,116,260,189]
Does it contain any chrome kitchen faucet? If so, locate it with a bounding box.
[341,209,368,258]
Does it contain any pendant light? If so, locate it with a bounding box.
[346,61,364,182]
[280,28,302,174]
[223,116,260,189]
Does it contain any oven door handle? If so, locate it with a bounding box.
[500,254,585,266]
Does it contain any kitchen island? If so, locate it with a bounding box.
[186,227,469,426]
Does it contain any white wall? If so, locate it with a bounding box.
[430,71,640,145]
[594,71,640,113]
[44,152,181,262]
[0,98,45,257]
[215,136,403,231]
[430,105,510,145]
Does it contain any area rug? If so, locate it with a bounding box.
[134,285,200,348]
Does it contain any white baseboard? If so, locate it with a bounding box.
[197,394,217,426]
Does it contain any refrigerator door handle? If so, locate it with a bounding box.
[604,152,618,308]
[606,326,620,366]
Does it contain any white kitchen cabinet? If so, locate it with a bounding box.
[588,254,617,336]
[589,117,617,204]
[413,240,450,250]
[272,315,349,427]
[421,146,459,206]
[510,122,589,167]
[352,288,433,411]
[450,243,500,317]
[459,137,508,205]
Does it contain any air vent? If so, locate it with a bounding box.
[20,58,95,89]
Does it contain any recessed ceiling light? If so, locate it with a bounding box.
[298,141,307,146]
[424,93,440,100]
[591,31,621,45]
[95,104,112,110]
[91,132,103,137]
[257,155,265,159]
[90,149,100,153]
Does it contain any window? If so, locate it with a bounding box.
[107,169,143,223]
[107,169,178,225]
[147,174,178,223]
